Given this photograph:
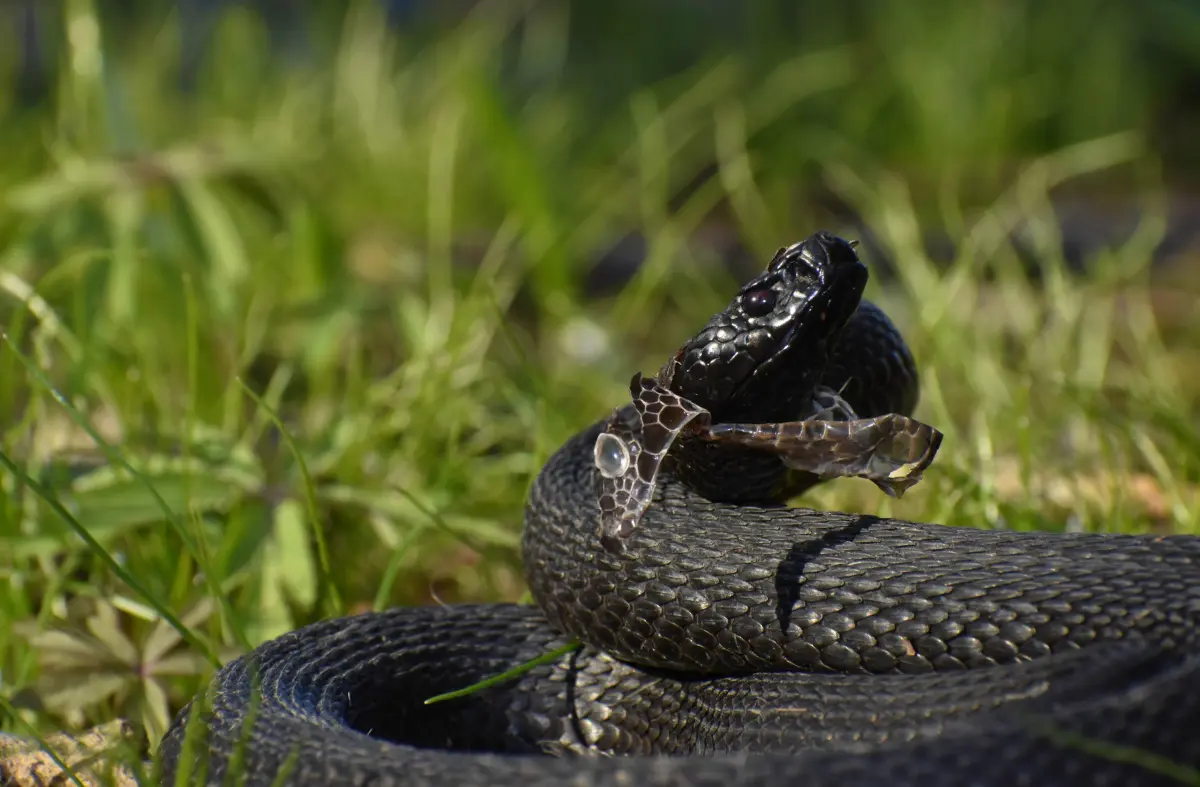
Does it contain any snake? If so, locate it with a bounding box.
[159,232,1200,787]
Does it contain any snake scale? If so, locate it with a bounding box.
[160,233,1200,786]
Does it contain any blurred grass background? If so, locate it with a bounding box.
[0,0,1198,764]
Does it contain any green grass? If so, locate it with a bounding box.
[0,1,1198,783]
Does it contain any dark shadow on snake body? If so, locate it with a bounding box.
[775,515,879,637]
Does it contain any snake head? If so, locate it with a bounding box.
[660,232,868,423]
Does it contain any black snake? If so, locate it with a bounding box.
[160,233,1200,786]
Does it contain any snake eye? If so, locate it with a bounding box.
[741,288,777,317]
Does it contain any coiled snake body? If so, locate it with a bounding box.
[162,234,1200,786]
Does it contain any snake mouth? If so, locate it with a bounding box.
[781,247,867,354]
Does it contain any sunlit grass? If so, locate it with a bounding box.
[0,2,1197,784]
